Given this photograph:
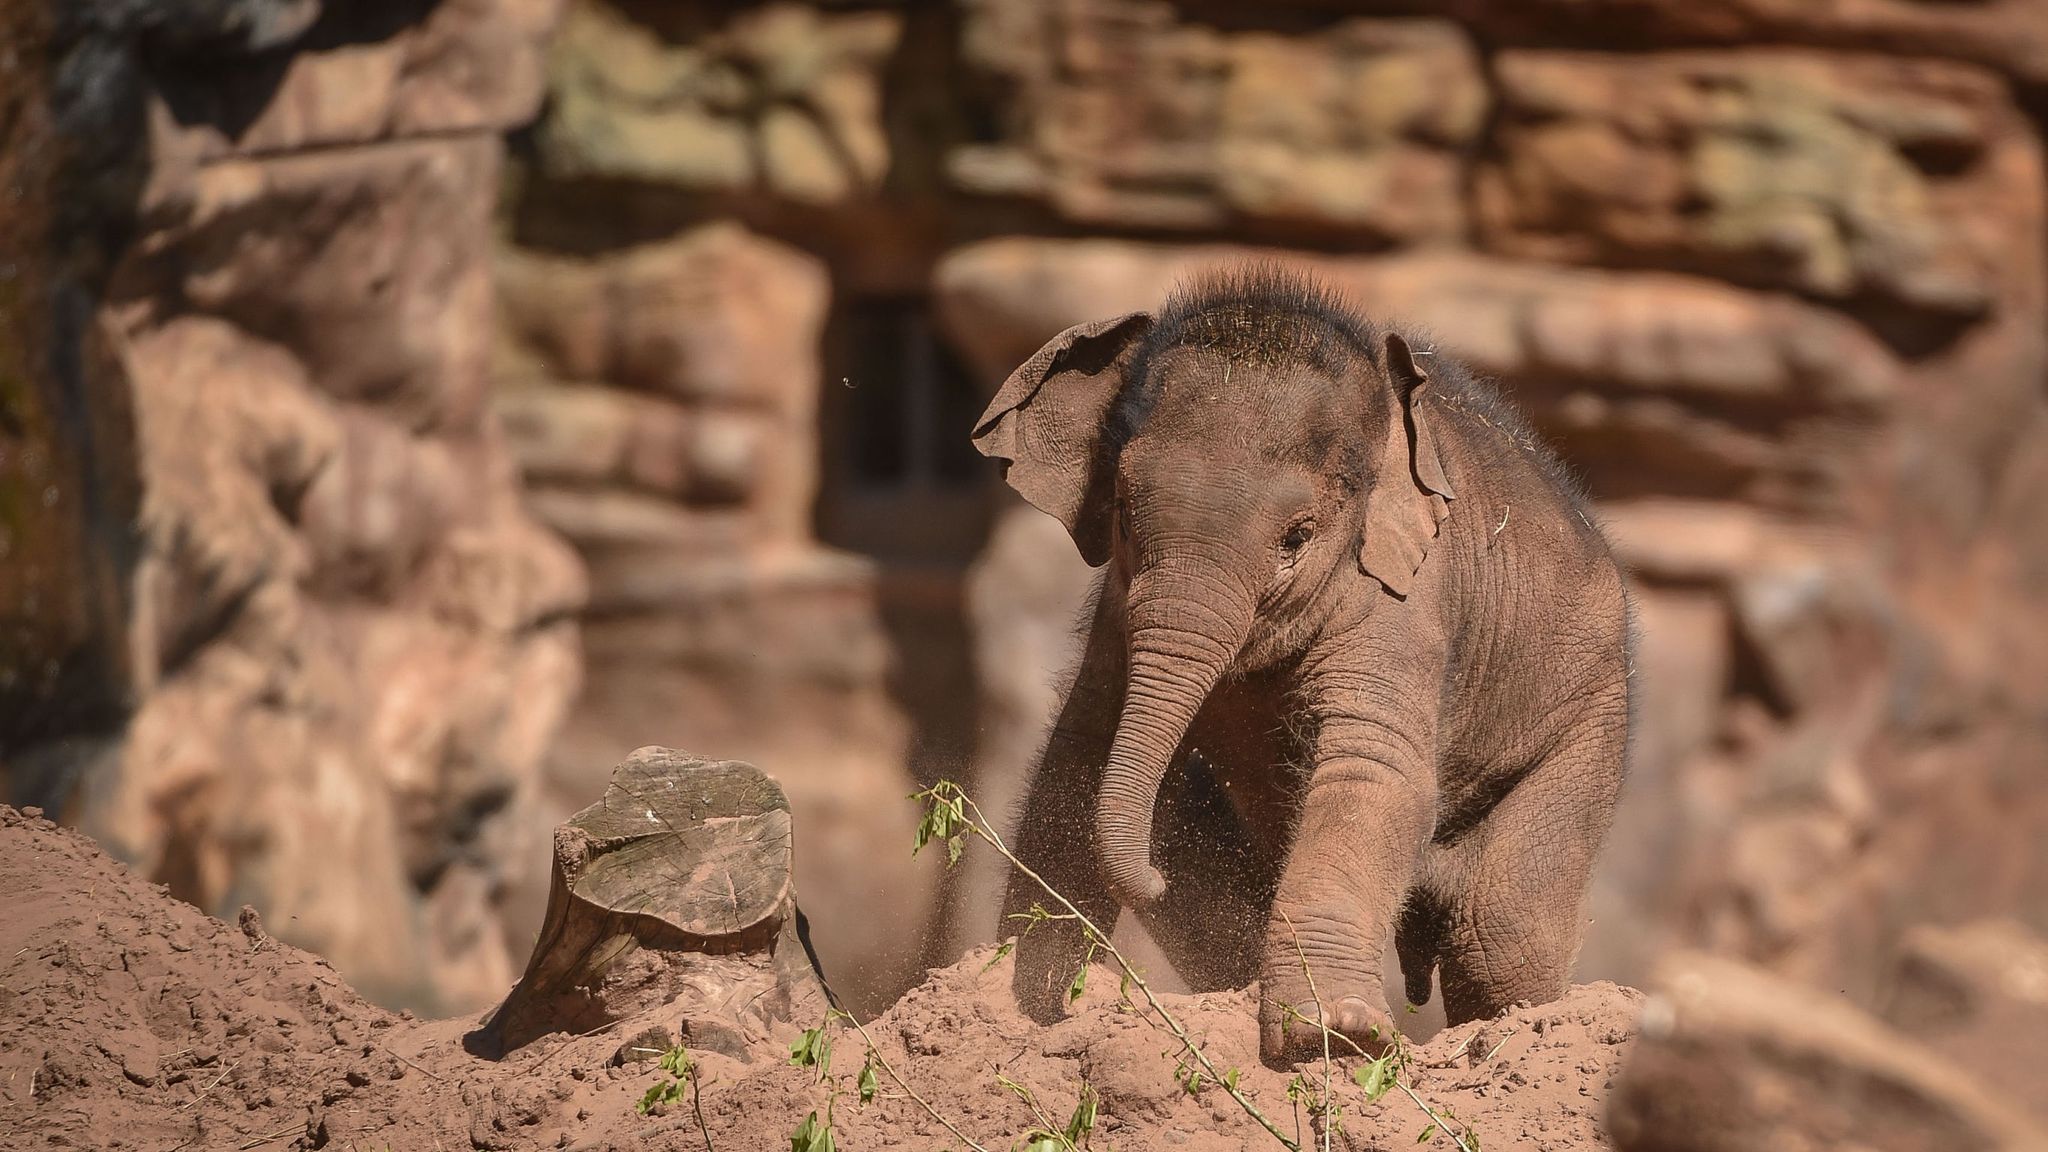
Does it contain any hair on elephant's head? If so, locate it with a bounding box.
[971,265,1456,907]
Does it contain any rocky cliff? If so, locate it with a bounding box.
[0,0,584,1013]
[503,0,2048,1015]
[4,0,2044,1030]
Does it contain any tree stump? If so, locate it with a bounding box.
[479,748,826,1055]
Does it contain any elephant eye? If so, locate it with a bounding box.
[1281,521,1314,554]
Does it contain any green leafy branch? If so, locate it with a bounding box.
[786,1020,845,1152]
[997,1074,1098,1152]
[789,1005,990,1152]
[631,1042,712,1151]
[787,1105,835,1152]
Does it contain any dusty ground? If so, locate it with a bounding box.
[0,806,1642,1151]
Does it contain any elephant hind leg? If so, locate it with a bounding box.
[1432,717,1626,1025]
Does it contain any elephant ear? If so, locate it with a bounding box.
[1360,333,1455,599]
[972,312,1152,567]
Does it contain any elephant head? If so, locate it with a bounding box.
[971,271,1455,907]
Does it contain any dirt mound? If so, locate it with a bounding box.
[674,957,1642,1152]
[0,806,397,1151]
[0,807,1643,1151]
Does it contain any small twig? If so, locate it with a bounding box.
[378,1043,443,1082]
[1494,505,1511,536]
[1424,1032,1476,1069]
[687,1056,713,1152]
[1391,1079,1476,1152]
[1279,913,1335,1152]
[530,1016,631,1071]
[236,1124,300,1149]
[1479,1027,1518,1065]
[940,787,1299,1152]
[175,1059,240,1112]
[996,1074,1077,1152]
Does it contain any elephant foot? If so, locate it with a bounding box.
[1329,996,1400,1057]
[1259,983,1399,1067]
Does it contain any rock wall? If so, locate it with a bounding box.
[0,0,584,1014]
[503,0,2048,1012]
[9,0,2045,1026]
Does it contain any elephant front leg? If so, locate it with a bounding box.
[1259,747,1434,1066]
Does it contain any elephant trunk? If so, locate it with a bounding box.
[1095,576,1253,907]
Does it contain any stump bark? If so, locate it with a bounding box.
[480,747,826,1055]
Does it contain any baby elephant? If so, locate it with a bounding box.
[974,267,1631,1066]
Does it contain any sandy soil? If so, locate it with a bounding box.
[0,806,1643,1151]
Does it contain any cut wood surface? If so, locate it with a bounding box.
[479,747,823,1055]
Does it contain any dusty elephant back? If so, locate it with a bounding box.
[1411,358,1634,839]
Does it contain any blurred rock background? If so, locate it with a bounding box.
[1,0,2044,1027]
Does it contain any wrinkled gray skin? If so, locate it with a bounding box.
[974,271,1631,1067]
